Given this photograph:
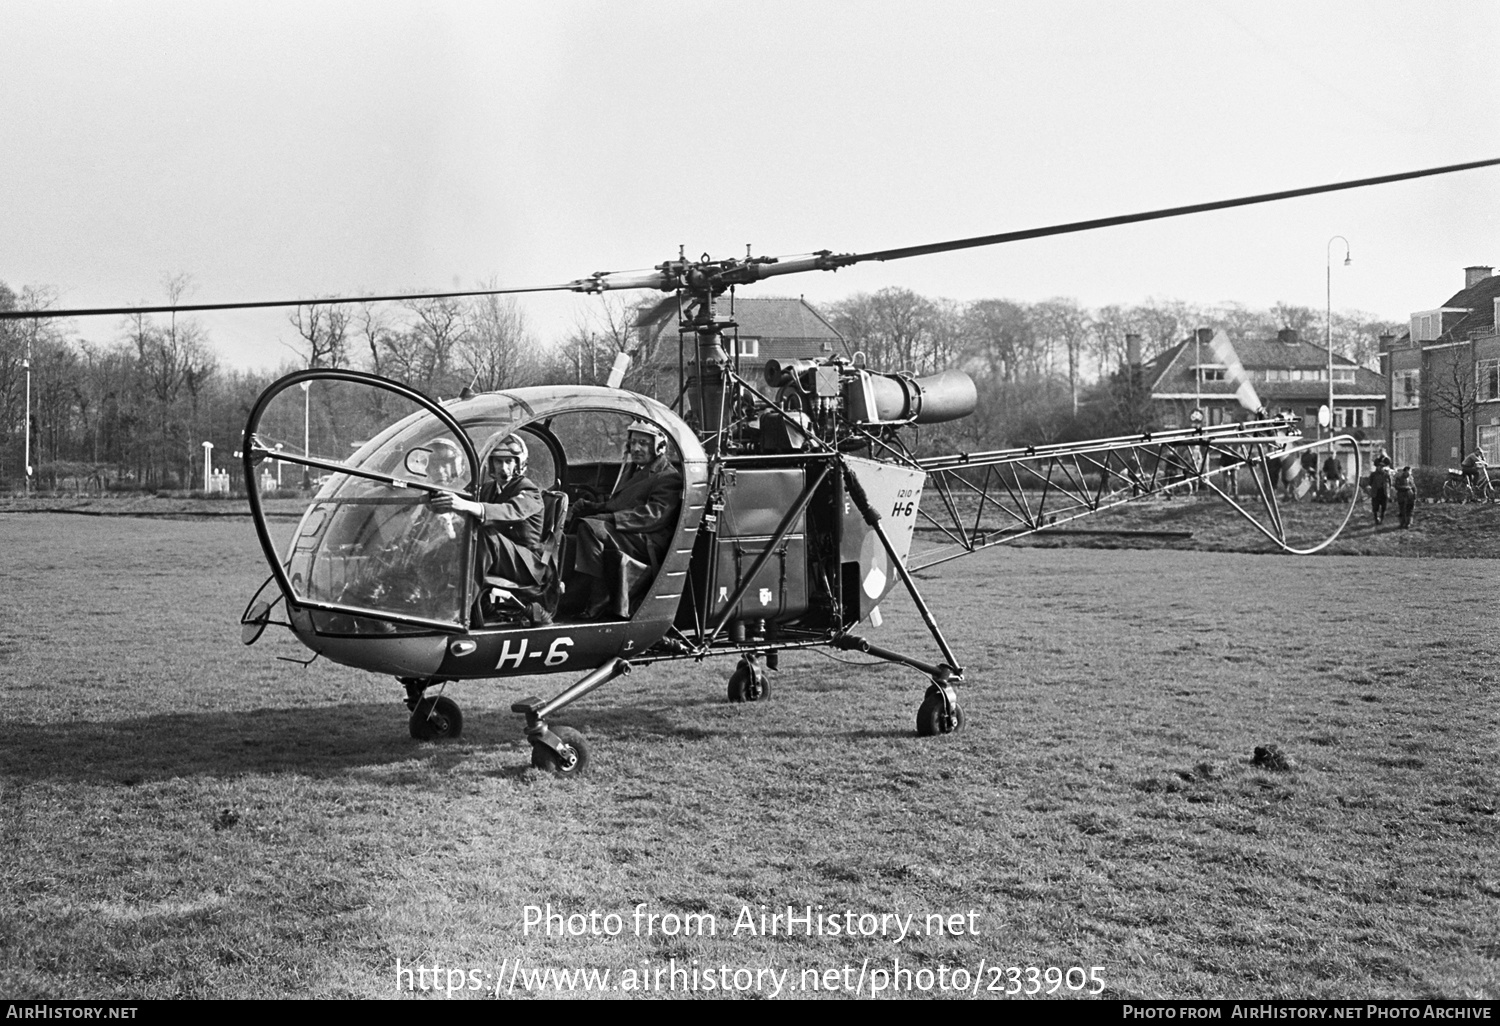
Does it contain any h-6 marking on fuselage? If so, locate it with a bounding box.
[497,636,574,670]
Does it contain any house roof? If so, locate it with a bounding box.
[1143,333,1385,402]
[1431,273,1500,342]
[639,295,843,342]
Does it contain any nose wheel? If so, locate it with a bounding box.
[916,682,963,736]
[409,694,464,740]
[727,656,770,702]
[529,726,591,776]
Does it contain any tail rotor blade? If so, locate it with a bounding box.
[1206,330,1262,414]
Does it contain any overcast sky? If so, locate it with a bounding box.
[3,1,1498,370]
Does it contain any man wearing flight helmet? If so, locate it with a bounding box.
[569,419,682,619]
[430,433,547,596]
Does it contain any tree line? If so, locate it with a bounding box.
[0,277,1399,491]
[822,288,1400,455]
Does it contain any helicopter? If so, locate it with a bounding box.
[8,158,1499,775]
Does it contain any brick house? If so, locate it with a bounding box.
[1380,265,1500,469]
[636,295,845,400]
[1142,327,1387,475]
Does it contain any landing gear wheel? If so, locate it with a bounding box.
[531,727,590,776]
[409,695,463,740]
[726,658,769,702]
[916,690,963,736]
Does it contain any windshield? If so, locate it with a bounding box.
[251,376,489,631]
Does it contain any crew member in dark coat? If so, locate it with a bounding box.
[1368,462,1390,525]
[570,420,683,619]
[1393,465,1417,529]
[430,433,546,591]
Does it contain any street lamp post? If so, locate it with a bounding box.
[1327,236,1352,447]
[22,329,32,495]
[300,380,312,492]
[300,380,311,458]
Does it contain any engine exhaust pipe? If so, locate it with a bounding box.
[846,369,977,425]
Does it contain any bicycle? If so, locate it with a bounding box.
[1441,467,1494,503]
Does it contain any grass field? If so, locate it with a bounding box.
[0,510,1496,1000]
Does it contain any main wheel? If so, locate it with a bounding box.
[1442,479,1465,503]
[531,726,590,776]
[726,659,769,702]
[409,695,463,740]
[916,691,964,736]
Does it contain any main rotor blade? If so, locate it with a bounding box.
[6,156,1496,320]
[0,281,580,321]
[823,157,1500,268]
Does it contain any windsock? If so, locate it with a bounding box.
[1206,329,1263,413]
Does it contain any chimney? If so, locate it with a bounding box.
[1465,266,1493,289]
[1378,332,1396,352]
[1278,328,1299,346]
[1195,327,1213,347]
[1126,333,1141,366]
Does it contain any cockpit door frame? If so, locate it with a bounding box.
[242,368,482,634]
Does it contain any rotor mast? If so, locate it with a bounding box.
[565,247,843,454]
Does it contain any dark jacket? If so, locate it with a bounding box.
[578,454,683,566]
[478,476,546,584]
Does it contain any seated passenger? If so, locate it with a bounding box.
[429,434,547,617]
[569,420,683,620]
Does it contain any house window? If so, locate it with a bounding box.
[1393,430,1419,467]
[730,336,759,359]
[1478,359,1500,402]
[1394,370,1420,409]
[1198,367,1225,382]
[1334,406,1377,429]
[1481,425,1500,464]
[1332,367,1355,384]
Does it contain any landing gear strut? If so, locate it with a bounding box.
[511,657,631,776]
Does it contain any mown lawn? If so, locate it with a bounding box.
[0,513,1495,999]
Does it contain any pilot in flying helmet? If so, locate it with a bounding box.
[487,432,529,486]
[425,437,467,485]
[624,419,669,468]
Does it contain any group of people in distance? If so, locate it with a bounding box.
[428,420,682,624]
[1365,449,1415,529]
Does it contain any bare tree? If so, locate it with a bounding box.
[289,301,352,369]
[828,288,955,373]
[117,275,217,487]
[1088,303,1135,374]
[1033,297,1091,414]
[960,298,1037,384]
[1423,352,1478,458]
[1272,301,1320,338]
[1130,298,1202,360]
[458,291,538,392]
[1334,311,1403,370]
[396,297,468,396]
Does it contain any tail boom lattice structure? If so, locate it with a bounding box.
[912,420,1361,568]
